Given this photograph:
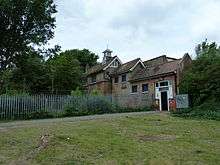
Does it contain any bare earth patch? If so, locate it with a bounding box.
[9,134,51,165]
[138,134,176,142]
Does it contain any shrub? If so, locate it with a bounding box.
[63,96,151,117]
[71,87,83,96]
[90,89,101,96]
[26,109,54,120]
[172,100,220,120]
[64,96,114,116]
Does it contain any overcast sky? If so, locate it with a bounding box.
[49,0,220,62]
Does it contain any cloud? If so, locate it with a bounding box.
[50,0,220,62]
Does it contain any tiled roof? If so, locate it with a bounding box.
[87,54,182,81]
[114,58,140,75]
[131,59,181,81]
[86,56,117,75]
[143,55,167,67]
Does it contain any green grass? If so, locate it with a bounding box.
[0,113,219,165]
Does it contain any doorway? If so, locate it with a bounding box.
[161,91,168,111]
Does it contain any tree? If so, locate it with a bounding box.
[180,41,220,105]
[0,51,50,94]
[47,53,83,94]
[0,0,57,70]
[59,49,99,72]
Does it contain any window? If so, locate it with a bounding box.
[112,61,118,67]
[131,85,138,93]
[122,74,127,82]
[142,84,148,92]
[160,81,168,87]
[91,76,96,83]
[114,77,119,83]
[156,81,169,87]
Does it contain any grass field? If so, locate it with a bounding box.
[0,113,219,165]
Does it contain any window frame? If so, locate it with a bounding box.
[142,83,148,93]
[155,80,169,88]
[114,76,119,83]
[91,75,96,83]
[131,85,138,94]
[160,81,169,87]
[121,74,127,82]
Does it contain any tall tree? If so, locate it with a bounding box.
[47,53,83,94]
[0,0,57,70]
[59,49,99,72]
[180,41,220,105]
[0,51,50,94]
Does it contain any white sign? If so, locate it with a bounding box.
[176,94,189,109]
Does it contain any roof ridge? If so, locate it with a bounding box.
[122,58,140,65]
[144,55,166,63]
[145,59,181,69]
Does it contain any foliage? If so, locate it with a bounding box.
[63,96,151,117]
[46,52,83,93]
[0,0,61,94]
[90,89,102,96]
[64,96,113,117]
[0,0,57,70]
[71,87,83,96]
[0,53,50,94]
[59,49,99,72]
[178,40,220,120]
[2,90,29,96]
[26,109,54,120]
[172,100,220,121]
[0,1,99,95]
[180,41,220,105]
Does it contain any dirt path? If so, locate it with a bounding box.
[0,111,160,130]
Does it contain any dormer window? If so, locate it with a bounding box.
[111,60,119,67]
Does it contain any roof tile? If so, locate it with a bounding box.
[131,59,181,81]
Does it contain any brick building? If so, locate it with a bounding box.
[85,49,192,111]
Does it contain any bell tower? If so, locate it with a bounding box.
[102,48,113,64]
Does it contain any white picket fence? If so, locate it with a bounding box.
[0,95,72,119]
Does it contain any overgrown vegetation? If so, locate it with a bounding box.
[174,41,220,120]
[64,96,150,117]
[63,88,150,117]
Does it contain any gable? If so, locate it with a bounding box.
[130,59,146,71]
[110,58,120,67]
[87,56,121,75]
[131,62,145,72]
[103,57,122,70]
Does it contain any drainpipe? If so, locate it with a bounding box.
[174,71,178,95]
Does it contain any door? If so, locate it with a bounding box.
[161,91,168,111]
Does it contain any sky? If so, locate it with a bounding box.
[49,0,220,62]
